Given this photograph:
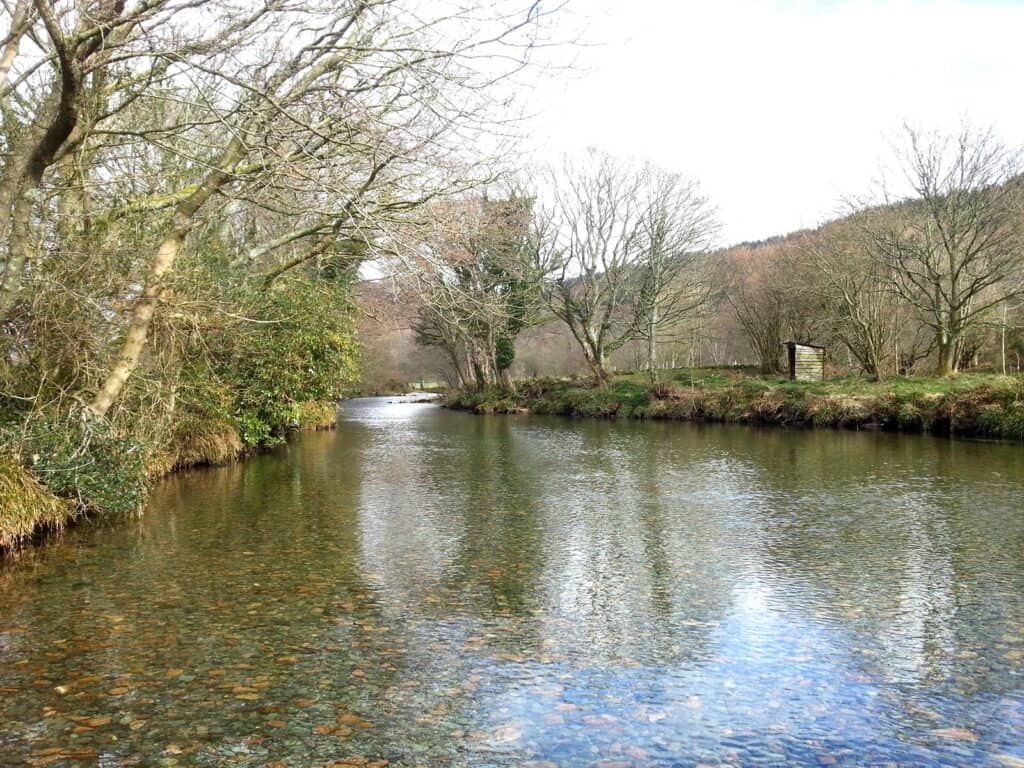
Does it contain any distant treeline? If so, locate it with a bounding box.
[361,129,1024,392]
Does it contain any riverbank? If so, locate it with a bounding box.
[0,400,340,554]
[446,369,1024,440]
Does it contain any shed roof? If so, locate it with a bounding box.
[782,340,826,350]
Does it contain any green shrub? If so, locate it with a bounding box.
[208,282,359,446]
[495,336,515,372]
[895,401,923,431]
[651,382,687,401]
[518,377,565,399]
[996,404,1024,439]
[4,417,148,516]
[448,373,1024,439]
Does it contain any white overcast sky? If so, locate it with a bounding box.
[525,0,1024,246]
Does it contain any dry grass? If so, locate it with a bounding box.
[0,457,73,550]
[149,400,337,477]
[293,400,339,431]
[147,415,245,477]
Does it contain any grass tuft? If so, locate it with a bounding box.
[0,458,72,550]
[166,414,245,472]
[291,400,339,431]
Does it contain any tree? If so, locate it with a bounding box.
[801,220,900,379]
[0,0,564,521]
[861,124,1024,376]
[633,166,718,379]
[413,195,538,392]
[534,150,717,384]
[73,0,551,417]
[723,241,828,375]
[0,0,280,321]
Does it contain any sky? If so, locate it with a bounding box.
[526,0,1024,246]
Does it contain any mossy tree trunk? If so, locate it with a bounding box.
[88,138,246,419]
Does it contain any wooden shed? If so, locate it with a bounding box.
[784,341,825,381]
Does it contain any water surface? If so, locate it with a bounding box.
[1,398,1023,767]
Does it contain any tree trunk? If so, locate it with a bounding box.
[471,359,487,391]
[87,223,186,418]
[0,191,38,318]
[443,346,467,390]
[466,339,489,391]
[646,307,658,382]
[0,14,93,320]
[0,0,30,92]
[865,353,883,381]
[585,348,610,387]
[577,324,610,387]
[0,0,125,320]
[87,138,246,417]
[758,349,783,375]
[935,331,957,377]
[498,366,515,394]
[862,336,885,381]
[56,152,93,244]
[1001,302,1008,375]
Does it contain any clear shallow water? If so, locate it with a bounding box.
[1,397,1023,768]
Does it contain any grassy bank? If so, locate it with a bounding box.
[446,368,1024,440]
[0,399,341,553]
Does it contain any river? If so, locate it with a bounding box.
[1,397,1023,767]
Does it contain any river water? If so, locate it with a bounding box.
[1,397,1022,767]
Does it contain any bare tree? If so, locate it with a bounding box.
[723,241,828,375]
[0,0,284,320]
[800,220,900,379]
[861,124,1024,376]
[533,150,717,384]
[413,195,538,392]
[632,166,718,379]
